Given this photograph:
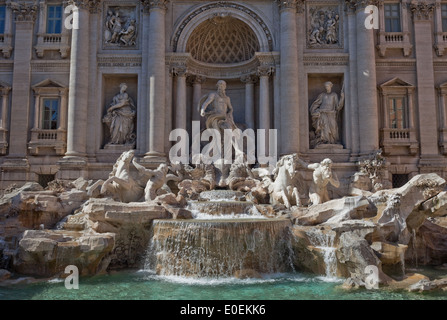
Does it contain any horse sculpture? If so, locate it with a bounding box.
[99,150,144,202]
[268,154,301,209]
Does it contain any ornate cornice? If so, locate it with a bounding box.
[257,65,274,77]
[141,0,169,13]
[191,75,206,85]
[276,0,297,11]
[240,74,258,84]
[410,1,435,20]
[296,0,305,13]
[65,0,102,13]
[344,0,380,12]
[172,65,188,77]
[9,1,38,22]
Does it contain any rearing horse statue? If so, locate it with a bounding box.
[268,154,301,209]
[99,150,144,202]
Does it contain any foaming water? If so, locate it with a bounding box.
[138,269,324,286]
[307,229,339,280]
[190,208,266,220]
[145,218,294,278]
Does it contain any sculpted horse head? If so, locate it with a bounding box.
[273,155,296,186]
[112,149,135,179]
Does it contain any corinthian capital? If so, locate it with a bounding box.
[65,0,102,13]
[141,0,169,13]
[410,1,435,20]
[344,0,380,11]
[9,1,38,22]
[276,0,297,11]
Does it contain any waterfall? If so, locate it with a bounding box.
[307,229,338,279]
[145,219,293,278]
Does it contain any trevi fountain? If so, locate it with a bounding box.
[0,80,446,300]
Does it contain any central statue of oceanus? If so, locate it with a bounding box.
[199,80,238,133]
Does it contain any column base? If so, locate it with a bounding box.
[418,155,446,173]
[56,156,89,180]
[142,151,167,167]
[0,157,31,188]
[1,157,30,171]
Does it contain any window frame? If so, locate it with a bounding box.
[384,3,402,33]
[46,4,63,34]
[0,5,6,35]
[41,97,60,130]
[388,95,408,129]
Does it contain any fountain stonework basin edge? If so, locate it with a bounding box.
[0,150,447,292]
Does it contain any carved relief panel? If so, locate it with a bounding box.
[103,4,138,49]
[306,2,343,49]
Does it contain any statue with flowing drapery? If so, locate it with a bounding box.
[309,81,344,147]
[103,83,136,146]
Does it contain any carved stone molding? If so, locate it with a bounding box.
[66,0,102,13]
[9,2,38,22]
[141,0,169,13]
[410,1,435,20]
[191,75,206,85]
[296,0,305,13]
[344,0,380,12]
[166,52,279,80]
[172,2,273,52]
[303,54,349,66]
[275,0,297,11]
[172,66,188,77]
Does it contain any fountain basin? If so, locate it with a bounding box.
[199,190,245,201]
[146,218,293,277]
[188,201,255,215]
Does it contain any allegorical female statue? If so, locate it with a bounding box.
[103,83,136,145]
[309,81,344,147]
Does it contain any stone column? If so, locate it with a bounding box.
[273,64,281,135]
[347,7,360,156]
[241,74,257,129]
[64,0,96,160]
[138,9,150,155]
[192,76,205,122]
[59,89,68,131]
[0,89,10,129]
[164,65,173,154]
[411,2,439,159]
[174,67,187,131]
[276,0,300,155]
[258,66,272,132]
[350,0,380,154]
[86,4,100,159]
[144,0,168,161]
[32,93,40,130]
[7,2,37,160]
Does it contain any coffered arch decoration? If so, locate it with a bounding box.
[186,16,260,64]
[172,2,274,54]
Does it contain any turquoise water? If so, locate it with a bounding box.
[1,270,446,300]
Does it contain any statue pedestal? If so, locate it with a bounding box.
[104,144,135,153]
[308,144,350,163]
[314,144,343,150]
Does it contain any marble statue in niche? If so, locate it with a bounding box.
[104,7,137,47]
[199,80,238,133]
[309,81,344,148]
[308,6,340,47]
[103,83,136,146]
